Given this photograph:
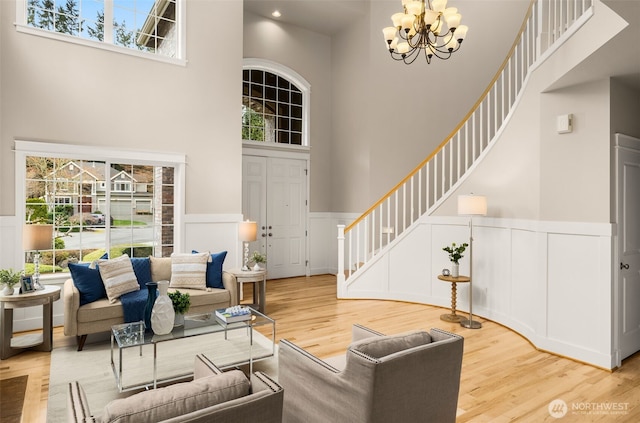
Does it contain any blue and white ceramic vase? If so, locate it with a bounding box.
[144,282,158,331]
[151,281,175,335]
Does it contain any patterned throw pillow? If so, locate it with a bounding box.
[170,252,209,290]
[98,254,140,303]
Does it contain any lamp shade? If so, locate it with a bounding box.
[457,194,487,216]
[23,224,53,251]
[238,220,257,242]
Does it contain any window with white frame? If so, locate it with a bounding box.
[18,143,183,275]
[242,62,310,147]
[17,0,182,61]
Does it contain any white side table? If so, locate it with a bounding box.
[227,268,267,313]
[0,285,61,359]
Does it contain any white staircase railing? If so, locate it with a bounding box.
[337,0,593,284]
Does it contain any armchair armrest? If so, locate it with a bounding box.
[67,381,96,423]
[351,324,384,343]
[194,354,223,379]
[63,278,80,337]
[222,271,238,305]
[279,339,368,422]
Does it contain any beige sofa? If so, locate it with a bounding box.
[68,354,283,423]
[278,324,464,423]
[64,257,239,351]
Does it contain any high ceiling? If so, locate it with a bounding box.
[243,0,368,36]
[243,0,640,91]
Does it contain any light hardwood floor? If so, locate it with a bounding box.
[1,274,639,422]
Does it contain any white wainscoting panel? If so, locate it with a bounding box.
[184,213,244,269]
[340,216,615,369]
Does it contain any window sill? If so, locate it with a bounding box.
[14,24,187,67]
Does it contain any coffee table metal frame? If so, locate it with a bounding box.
[110,307,275,392]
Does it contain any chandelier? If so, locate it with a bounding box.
[382,0,468,65]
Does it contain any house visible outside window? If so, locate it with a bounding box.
[17,0,183,62]
[242,68,305,146]
[24,156,176,275]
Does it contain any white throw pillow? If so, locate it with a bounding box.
[98,254,140,303]
[170,252,209,290]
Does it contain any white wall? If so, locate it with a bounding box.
[340,215,615,369]
[0,1,243,217]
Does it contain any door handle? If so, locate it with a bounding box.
[268,233,273,237]
[261,233,266,237]
[621,262,630,270]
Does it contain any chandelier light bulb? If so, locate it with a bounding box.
[432,0,448,12]
[383,26,397,43]
[455,25,469,40]
[383,0,467,64]
[391,12,405,27]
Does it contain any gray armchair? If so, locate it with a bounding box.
[278,324,463,423]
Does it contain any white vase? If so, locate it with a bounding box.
[174,313,185,327]
[2,286,14,296]
[451,263,459,278]
[253,263,263,271]
[151,281,175,335]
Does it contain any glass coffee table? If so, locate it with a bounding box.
[110,307,275,392]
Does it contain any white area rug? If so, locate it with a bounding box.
[47,330,278,422]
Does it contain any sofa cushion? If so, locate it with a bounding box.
[150,256,172,282]
[193,250,228,289]
[130,257,152,289]
[69,262,107,306]
[77,297,123,323]
[101,369,250,423]
[98,254,140,303]
[169,287,229,309]
[170,252,209,290]
[353,331,432,359]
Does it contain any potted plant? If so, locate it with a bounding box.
[168,290,191,327]
[0,269,23,295]
[442,242,469,277]
[250,251,267,271]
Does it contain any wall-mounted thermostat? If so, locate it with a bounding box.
[557,114,573,134]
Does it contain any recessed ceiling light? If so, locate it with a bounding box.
[272,10,281,18]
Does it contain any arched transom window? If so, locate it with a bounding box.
[242,60,310,146]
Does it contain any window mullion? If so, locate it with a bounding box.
[104,0,114,44]
[104,161,112,254]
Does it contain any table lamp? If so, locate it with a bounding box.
[457,194,487,329]
[23,224,53,290]
[238,220,257,271]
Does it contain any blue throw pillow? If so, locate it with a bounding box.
[130,257,152,289]
[192,250,227,289]
[69,262,107,306]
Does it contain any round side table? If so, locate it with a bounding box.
[437,274,470,323]
[227,268,267,313]
[0,285,61,359]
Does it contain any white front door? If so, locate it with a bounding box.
[615,134,640,362]
[242,155,308,279]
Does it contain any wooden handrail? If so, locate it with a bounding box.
[345,0,536,233]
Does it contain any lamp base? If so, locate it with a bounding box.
[460,318,482,329]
